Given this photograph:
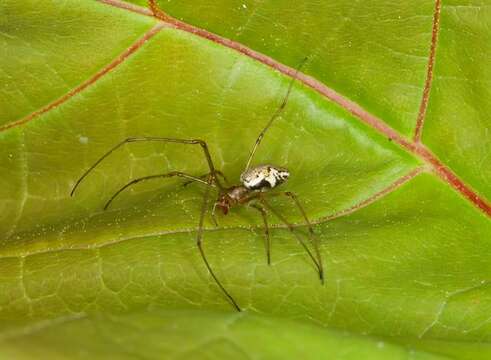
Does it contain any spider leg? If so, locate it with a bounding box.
[210,202,219,227]
[183,170,228,187]
[197,175,241,312]
[104,171,213,210]
[258,195,323,284]
[249,203,271,266]
[243,58,308,172]
[262,191,324,283]
[71,136,222,196]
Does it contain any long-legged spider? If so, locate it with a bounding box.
[71,61,324,311]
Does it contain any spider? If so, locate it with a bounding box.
[70,60,324,311]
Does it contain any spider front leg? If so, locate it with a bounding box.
[103,171,214,210]
[197,175,241,312]
[210,202,220,227]
[182,170,228,188]
[71,136,223,197]
[258,193,324,284]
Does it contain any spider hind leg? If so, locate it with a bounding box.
[259,193,324,284]
[249,203,271,266]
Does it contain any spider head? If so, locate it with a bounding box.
[215,186,249,215]
[215,194,231,215]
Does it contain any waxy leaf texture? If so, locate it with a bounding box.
[0,0,490,358]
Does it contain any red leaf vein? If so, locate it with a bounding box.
[320,167,426,222]
[413,0,442,142]
[0,23,164,132]
[2,0,489,218]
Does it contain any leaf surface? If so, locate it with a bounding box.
[0,0,490,359]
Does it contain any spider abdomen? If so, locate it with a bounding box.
[240,165,290,191]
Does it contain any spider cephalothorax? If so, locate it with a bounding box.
[215,185,248,215]
[71,57,323,312]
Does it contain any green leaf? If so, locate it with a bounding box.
[1,0,490,359]
[0,309,451,360]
